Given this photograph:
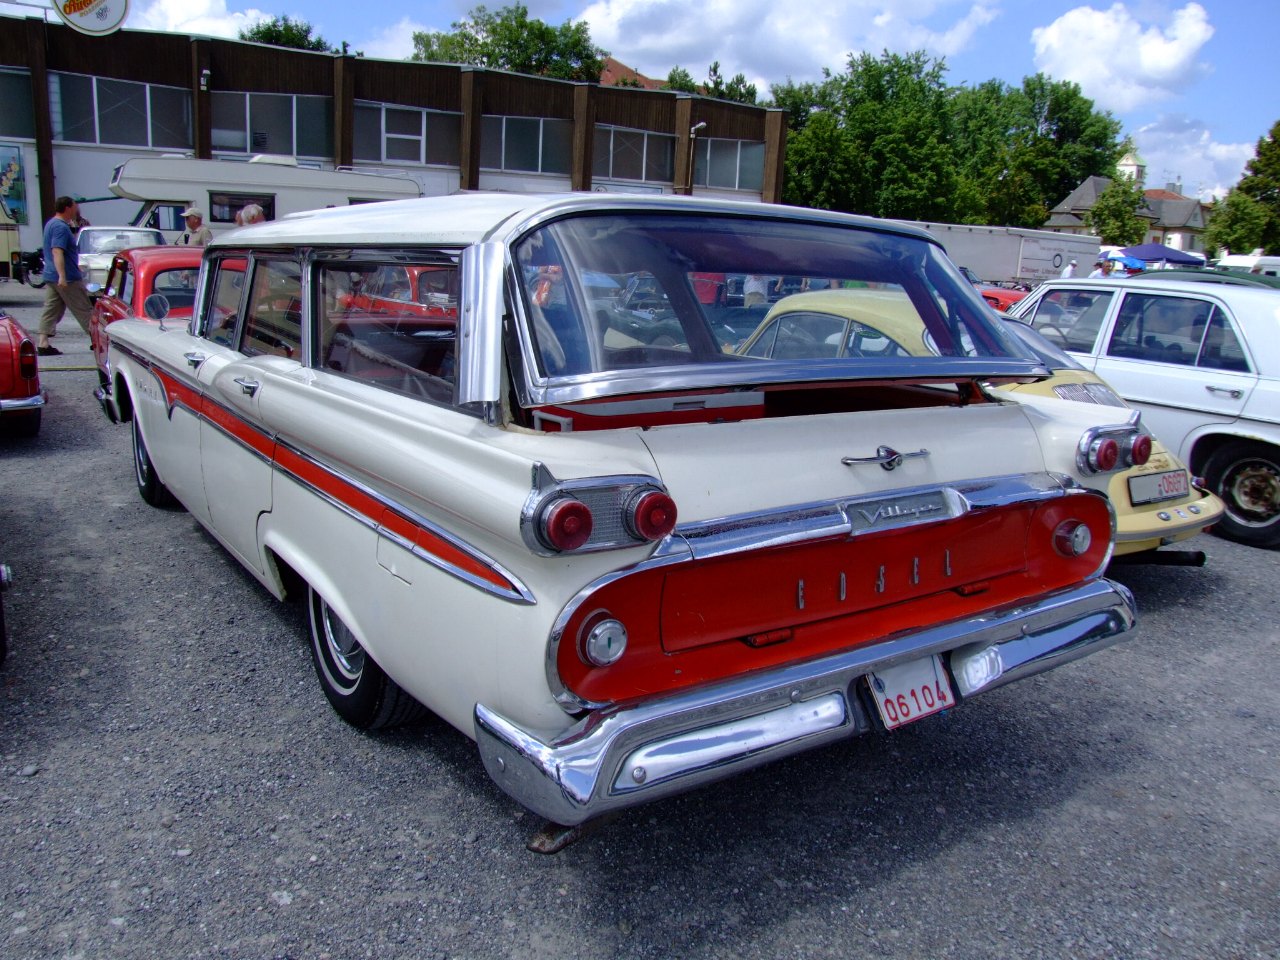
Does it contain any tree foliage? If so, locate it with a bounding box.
[1205,189,1269,256]
[1085,176,1148,246]
[1235,120,1280,253]
[411,3,606,83]
[663,67,698,94]
[239,15,332,52]
[704,61,758,105]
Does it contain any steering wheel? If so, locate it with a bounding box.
[1036,324,1070,345]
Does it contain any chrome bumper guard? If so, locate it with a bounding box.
[94,384,119,424]
[0,393,46,412]
[475,577,1136,825]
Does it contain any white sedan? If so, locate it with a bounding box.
[100,193,1140,827]
[1009,277,1280,548]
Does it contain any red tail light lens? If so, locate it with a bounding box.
[1128,434,1152,466]
[1087,437,1120,473]
[539,497,594,552]
[18,339,37,380]
[626,490,678,541]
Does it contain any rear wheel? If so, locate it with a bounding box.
[307,587,425,730]
[1203,440,1280,548]
[131,414,175,507]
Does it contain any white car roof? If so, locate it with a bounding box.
[209,191,937,251]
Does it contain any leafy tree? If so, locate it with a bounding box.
[239,15,332,52]
[1086,176,1148,246]
[781,109,856,210]
[769,74,838,134]
[663,67,698,93]
[613,76,642,88]
[1236,120,1280,253]
[411,4,606,83]
[705,61,757,106]
[1204,189,1269,256]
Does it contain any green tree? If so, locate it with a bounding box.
[705,61,757,106]
[781,109,856,210]
[1204,189,1269,256]
[239,15,332,52]
[663,67,698,93]
[1086,176,1147,246]
[1236,120,1280,253]
[411,4,606,83]
[768,74,838,134]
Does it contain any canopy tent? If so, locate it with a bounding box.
[1104,251,1146,270]
[1121,243,1204,267]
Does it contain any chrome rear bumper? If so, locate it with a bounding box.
[0,393,45,412]
[475,577,1136,825]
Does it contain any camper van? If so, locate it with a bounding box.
[110,154,424,241]
[1215,253,1280,277]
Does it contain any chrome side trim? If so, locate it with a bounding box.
[479,577,1136,825]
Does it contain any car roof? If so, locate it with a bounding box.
[116,245,202,268]
[208,192,940,251]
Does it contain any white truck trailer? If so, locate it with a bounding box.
[900,220,1101,286]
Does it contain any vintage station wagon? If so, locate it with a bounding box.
[100,194,1140,826]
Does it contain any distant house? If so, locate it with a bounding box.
[1046,151,1211,255]
[600,57,666,91]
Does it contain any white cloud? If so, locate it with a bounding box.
[1133,114,1254,200]
[1030,3,1213,113]
[357,17,432,60]
[131,0,272,38]
[580,0,998,94]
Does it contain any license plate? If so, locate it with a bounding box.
[867,655,954,730]
[1128,468,1190,505]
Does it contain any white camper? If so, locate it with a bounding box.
[109,154,423,240]
[1215,253,1280,278]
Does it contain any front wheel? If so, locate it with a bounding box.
[307,588,425,730]
[1203,440,1280,548]
[131,414,175,507]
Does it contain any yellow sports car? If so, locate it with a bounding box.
[740,290,1223,559]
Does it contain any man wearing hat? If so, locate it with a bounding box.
[1060,259,1078,278]
[1088,258,1109,278]
[176,207,213,247]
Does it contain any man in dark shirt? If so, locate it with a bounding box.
[36,196,94,356]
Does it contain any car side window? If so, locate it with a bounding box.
[316,261,458,405]
[204,258,248,347]
[1029,290,1113,352]
[241,260,303,359]
[1106,294,1211,366]
[1198,308,1250,372]
[105,257,128,299]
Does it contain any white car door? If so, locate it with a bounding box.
[195,256,303,574]
[1091,290,1255,455]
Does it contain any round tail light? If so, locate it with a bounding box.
[539,497,593,552]
[1128,434,1152,466]
[1053,520,1093,557]
[1087,436,1120,473]
[18,339,37,380]
[626,489,678,541]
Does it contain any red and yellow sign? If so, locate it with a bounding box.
[50,0,130,36]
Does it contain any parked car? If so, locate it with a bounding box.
[89,245,209,386]
[1008,277,1280,547]
[100,193,1139,826]
[77,226,165,290]
[0,309,44,437]
[740,291,1223,557]
[1128,267,1280,290]
[959,265,1028,312]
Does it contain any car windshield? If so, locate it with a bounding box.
[512,213,1031,380]
[79,229,163,255]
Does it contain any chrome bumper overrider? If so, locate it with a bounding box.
[94,384,119,424]
[475,577,1136,825]
[0,393,45,412]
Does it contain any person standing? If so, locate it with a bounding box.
[239,203,266,225]
[1060,259,1078,278]
[35,196,93,356]
[1088,259,1108,279]
[175,207,213,246]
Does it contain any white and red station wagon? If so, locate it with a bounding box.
[102,193,1141,826]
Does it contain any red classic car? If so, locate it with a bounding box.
[90,245,204,382]
[0,310,44,438]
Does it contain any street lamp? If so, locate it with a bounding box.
[687,121,706,193]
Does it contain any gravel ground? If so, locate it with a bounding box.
[1,279,1277,960]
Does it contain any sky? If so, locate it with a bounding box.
[110,0,1280,201]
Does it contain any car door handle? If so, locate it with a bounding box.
[184,352,206,369]
[233,377,260,397]
[1205,385,1243,399]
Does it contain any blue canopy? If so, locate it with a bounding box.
[1121,242,1204,266]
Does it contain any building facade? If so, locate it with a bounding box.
[0,18,787,236]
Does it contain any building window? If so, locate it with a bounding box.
[352,102,461,167]
[480,116,573,175]
[0,70,35,139]
[49,72,191,149]
[592,126,675,184]
[692,138,765,192]
[212,91,332,159]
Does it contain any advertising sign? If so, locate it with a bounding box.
[0,144,28,225]
[50,0,130,36]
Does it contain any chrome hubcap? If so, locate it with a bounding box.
[321,601,365,684]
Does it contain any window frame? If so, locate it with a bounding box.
[48,70,192,150]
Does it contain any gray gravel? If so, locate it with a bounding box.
[2,279,1278,960]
